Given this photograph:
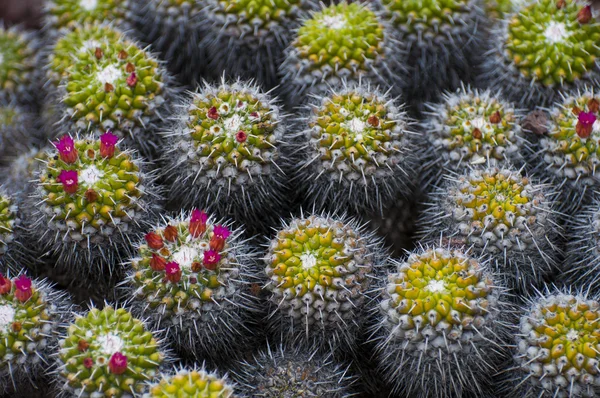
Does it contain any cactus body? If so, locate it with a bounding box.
[44,0,133,34]
[0,26,40,105]
[0,103,39,166]
[145,366,235,398]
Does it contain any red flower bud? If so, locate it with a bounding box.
[150,254,167,271]
[578,5,592,24]
[126,72,137,87]
[0,275,11,295]
[189,209,208,238]
[145,232,164,250]
[207,106,219,120]
[83,357,94,369]
[235,130,247,143]
[163,225,178,242]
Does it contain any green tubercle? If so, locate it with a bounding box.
[483,0,515,19]
[45,0,131,32]
[0,106,17,127]
[0,195,16,256]
[58,306,164,397]
[147,368,235,398]
[0,27,37,99]
[294,2,385,74]
[380,0,472,32]
[505,0,600,87]
[214,0,304,30]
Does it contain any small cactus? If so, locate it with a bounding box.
[372,246,509,398]
[0,25,40,105]
[44,0,133,34]
[124,210,260,363]
[0,103,39,166]
[145,365,235,398]
[54,305,169,398]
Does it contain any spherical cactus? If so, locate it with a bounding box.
[27,133,160,278]
[129,0,205,85]
[145,366,235,398]
[0,189,22,268]
[536,87,600,212]
[422,86,527,183]
[124,210,260,363]
[295,83,417,214]
[483,0,600,108]
[418,167,560,291]
[264,213,384,352]
[509,292,600,397]
[0,103,39,166]
[162,78,288,232]
[200,0,318,88]
[54,305,169,398]
[372,246,509,398]
[232,344,357,397]
[44,0,133,35]
[0,147,48,197]
[45,24,172,158]
[0,26,40,105]
[278,1,399,107]
[0,272,71,395]
[376,0,486,104]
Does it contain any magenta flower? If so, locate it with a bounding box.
[213,225,231,240]
[100,131,119,158]
[165,262,182,283]
[108,352,128,375]
[55,136,78,164]
[577,111,597,139]
[14,275,32,302]
[202,250,221,271]
[189,209,208,238]
[58,170,79,194]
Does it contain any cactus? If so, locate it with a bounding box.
[418,167,560,291]
[45,24,172,158]
[124,210,260,363]
[129,0,205,85]
[536,87,600,212]
[145,366,235,398]
[44,0,133,34]
[162,78,288,232]
[376,0,486,104]
[483,0,600,108]
[54,305,169,398]
[509,292,600,397]
[422,86,527,184]
[0,272,71,395]
[27,133,160,278]
[372,246,509,398]
[294,83,417,214]
[264,213,384,352]
[278,1,399,107]
[200,0,318,88]
[232,343,357,397]
[0,25,40,105]
[0,189,22,269]
[0,103,39,166]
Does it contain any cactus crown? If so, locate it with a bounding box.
[426,87,522,168]
[0,274,57,368]
[130,211,239,312]
[505,0,600,87]
[306,87,409,181]
[381,0,471,31]
[58,306,164,396]
[0,194,16,256]
[147,367,234,398]
[183,81,281,177]
[46,0,130,31]
[542,90,600,183]
[39,134,143,243]
[0,27,36,96]
[382,248,495,335]
[517,293,600,395]
[213,0,304,31]
[294,2,384,74]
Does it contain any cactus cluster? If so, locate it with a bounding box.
[44,0,133,34]
[537,88,600,211]
[55,305,167,398]
[264,213,382,351]
[45,24,171,157]
[145,366,235,398]
[511,292,600,397]
[422,87,525,182]
[162,79,287,230]
[279,1,398,106]
[420,167,559,290]
[0,273,70,394]
[28,133,158,276]
[484,0,600,107]
[125,210,259,362]
[295,84,416,214]
[0,26,39,104]
[373,247,507,398]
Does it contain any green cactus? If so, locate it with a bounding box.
[0,273,71,394]
[0,103,39,165]
[279,1,398,106]
[484,0,600,107]
[56,305,167,397]
[0,192,17,259]
[145,366,235,398]
[374,247,508,398]
[0,26,39,104]
[44,0,133,33]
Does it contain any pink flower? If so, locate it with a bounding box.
[577,111,597,139]
[108,352,128,375]
[14,275,32,302]
[213,225,231,240]
[235,130,247,143]
[83,357,94,369]
[165,262,182,283]
[202,250,221,271]
[207,106,219,120]
[189,209,208,238]
[55,136,78,164]
[126,72,137,87]
[0,275,11,295]
[100,131,119,158]
[58,170,78,194]
[210,225,230,251]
